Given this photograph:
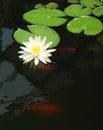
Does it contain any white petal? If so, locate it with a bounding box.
[19,52,31,57]
[20,46,31,53]
[41,52,52,58]
[34,57,39,66]
[40,36,46,46]
[23,56,34,63]
[39,56,47,64]
[23,54,34,60]
[42,42,52,51]
[23,42,30,48]
[18,51,25,54]
[44,49,56,53]
[37,36,41,42]
[29,37,34,43]
[45,57,51,63]
[35,36,41,45]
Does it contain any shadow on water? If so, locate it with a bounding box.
[0,0,103,129]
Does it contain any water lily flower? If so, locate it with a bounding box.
[18,36,56,66]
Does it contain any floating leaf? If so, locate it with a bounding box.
[27,25,60,48]
[34,4,43,9]
[67,0,79,3]
[23,8,67,27]
[93,6,103,17]
[13,25,60,48]
[64,4,92,17]
[46,2,59,9]
[13,28,34,44]
[67,16,103,35]
[80,0,102,8]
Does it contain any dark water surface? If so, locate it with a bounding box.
[0,0,103,130]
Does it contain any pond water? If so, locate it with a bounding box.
[0,0,103,130]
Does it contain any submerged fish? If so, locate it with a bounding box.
[23,102,62,115]
[56,47,77,52]
[29,61,53,71]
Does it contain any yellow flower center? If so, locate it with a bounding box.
[31,46,40,54]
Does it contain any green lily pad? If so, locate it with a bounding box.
[13,25,60,48]
[80,0,102,8]
[34,4,43,9]
[68,0,79,3]
[67,16,103,35]
[45,2,59,9]
[27,25,60,48]
[13,28,34,44]
[93,6,103,17]
[23,8,67,27]
[64,4,92,17]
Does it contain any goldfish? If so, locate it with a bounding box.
[23,102,62,115]
[56,47,77,52]
[29,61,53,71]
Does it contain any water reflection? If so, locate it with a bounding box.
[1,28,14,50]
[0,60,46,117]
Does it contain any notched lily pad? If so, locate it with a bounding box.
[13,25,60,48]
[23,8,67,27]
[80,0,102,8]
[27,25,60,48]
[93,6,103,17]
[67,16,103,35]
[13,28,34,44]
[64,4,92,17]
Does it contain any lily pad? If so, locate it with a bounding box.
[23,8,67,27]
[27,25,60,48]
[13,25,60,48]
[13,28,34,44]
[68,0,79,3]
[34,4,43,9]
[93,6,103,17]
[64,4,92,17]
[80,0,102,8]
[45,2,59,9]
[67,16,103,35]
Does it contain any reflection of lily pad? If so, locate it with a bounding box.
[88,44,102,51]
[23,8,67,27]
[96,32,103,45]
[13,25,60,48]
[67,16,103,35]
[93,6,103,17]
[80,0,102,8]
[64,4,92,17]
